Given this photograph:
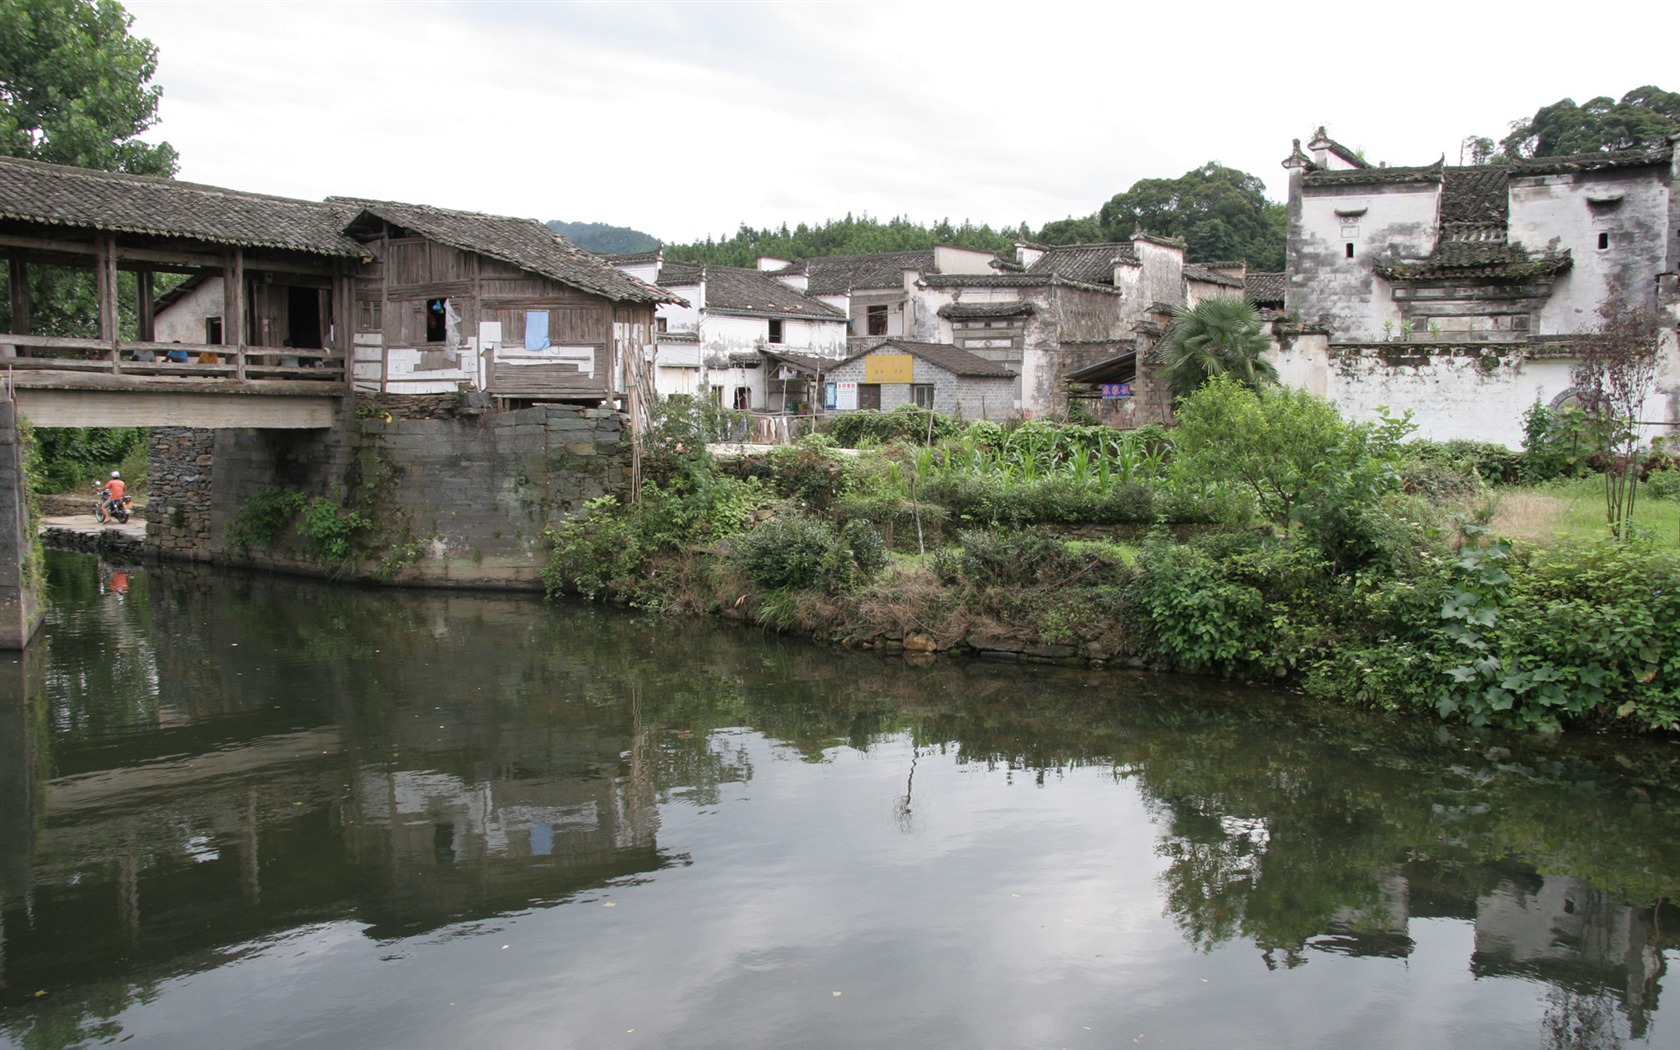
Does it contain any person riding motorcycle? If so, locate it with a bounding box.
[97,471,129,523]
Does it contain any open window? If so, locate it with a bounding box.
[426,298,449,343]
[767,319,784,344]
[867,304,888,336]
[911,384,935,408]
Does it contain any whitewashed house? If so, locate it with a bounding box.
[1277,127,1680,445]
[609,253,850,411]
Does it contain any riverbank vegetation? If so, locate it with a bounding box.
[544,384,1680,736]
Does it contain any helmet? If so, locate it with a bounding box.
[111,471,120,478]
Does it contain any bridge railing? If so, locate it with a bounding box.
[0,335,347,384]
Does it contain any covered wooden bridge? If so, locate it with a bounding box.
[0,155,366,429]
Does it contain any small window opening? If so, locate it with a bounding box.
[867,304,888,336]
[911,384,935,408]
[205,316,223,345]
[1345,243,1355,259]
[426,298,448,342]
[1597,232,1609,250]
[767,319,784,344]
[733,386,751,411]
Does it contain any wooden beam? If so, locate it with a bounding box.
[7,258,27,336]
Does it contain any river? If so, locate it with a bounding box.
[1,551,1678,1049]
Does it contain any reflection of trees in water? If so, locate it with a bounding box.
[12,554,1680,1046]
[1545,985,1628,1050]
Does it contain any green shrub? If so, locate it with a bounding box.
[1127,534,1344,677]
[1437,537,1680,731]
[733,514,881,593]
[1520,402,1601,482]
[932,530,1130,590]
[543,496,648,603]
[227,489,309,549]
[1646,469,1680,502]
[824,406,960,447]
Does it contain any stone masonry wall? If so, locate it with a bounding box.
[147,403,631,589]
[148,427,217,561]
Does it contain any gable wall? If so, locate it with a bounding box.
[1508,167,1672,331]
[1291,181,1440,339]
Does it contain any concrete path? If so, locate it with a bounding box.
[40,513,146,541]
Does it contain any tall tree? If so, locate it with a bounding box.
[666,214,1020,267]
[1497,85,1680,159]
[0,0,176,174]
[1097,163,1286,271]
[1,0,179,338]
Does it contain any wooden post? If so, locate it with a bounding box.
[225,248,245,380]
[379,228,391,394]
[96,233,119,350]
[334,265,355,389]
[136,267,155,342]
[6,258,27,336]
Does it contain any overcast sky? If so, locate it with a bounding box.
[124,0,1674,245]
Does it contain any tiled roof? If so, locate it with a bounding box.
[1303,161,1443,187]
[1509,146,1673,176]
[1026,242,1137,284]
[683,265,847,320]
[657,260,703,285]
[1183,263,1243,288]
[937,301,1036,319]
[339,198,680,305]
[1065,349,1139,385]
[1244,272,1286,305]
[761,348,837,374]
[774,250,936,294]
[0,155,367,256]
[923,273,1057,288]
[1440,168,1509,224]
[605,249,661,265]
[1376,244,1573,281]
[843,339,1014,378]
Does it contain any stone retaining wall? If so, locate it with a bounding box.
[146,402,633,587]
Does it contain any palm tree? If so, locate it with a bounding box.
[1160,295,1278,398]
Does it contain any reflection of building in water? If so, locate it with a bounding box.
[1473,871,1664,1040]
[342,755,660,934]
[0,700,665,996]
[1298,862,1670,1040]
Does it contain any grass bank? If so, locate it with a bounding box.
[544,389,1680,736]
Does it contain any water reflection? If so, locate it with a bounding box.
[1,552,1677,1049]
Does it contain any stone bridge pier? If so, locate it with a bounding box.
[0,395,45,649]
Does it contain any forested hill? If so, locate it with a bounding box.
[665,215,1023,267]
[545,220,659,255]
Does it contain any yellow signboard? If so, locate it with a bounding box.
[865,354,914,384]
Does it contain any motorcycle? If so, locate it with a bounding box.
[95,485,133,525]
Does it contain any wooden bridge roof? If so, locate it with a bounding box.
[0,155,367,257]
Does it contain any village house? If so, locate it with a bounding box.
[141,194,680,408]
[821,338,1016,419]
[1277,126,1680,445]
[762,246,1000,347]
[736,233,1234,424]
[607,251,848,414]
